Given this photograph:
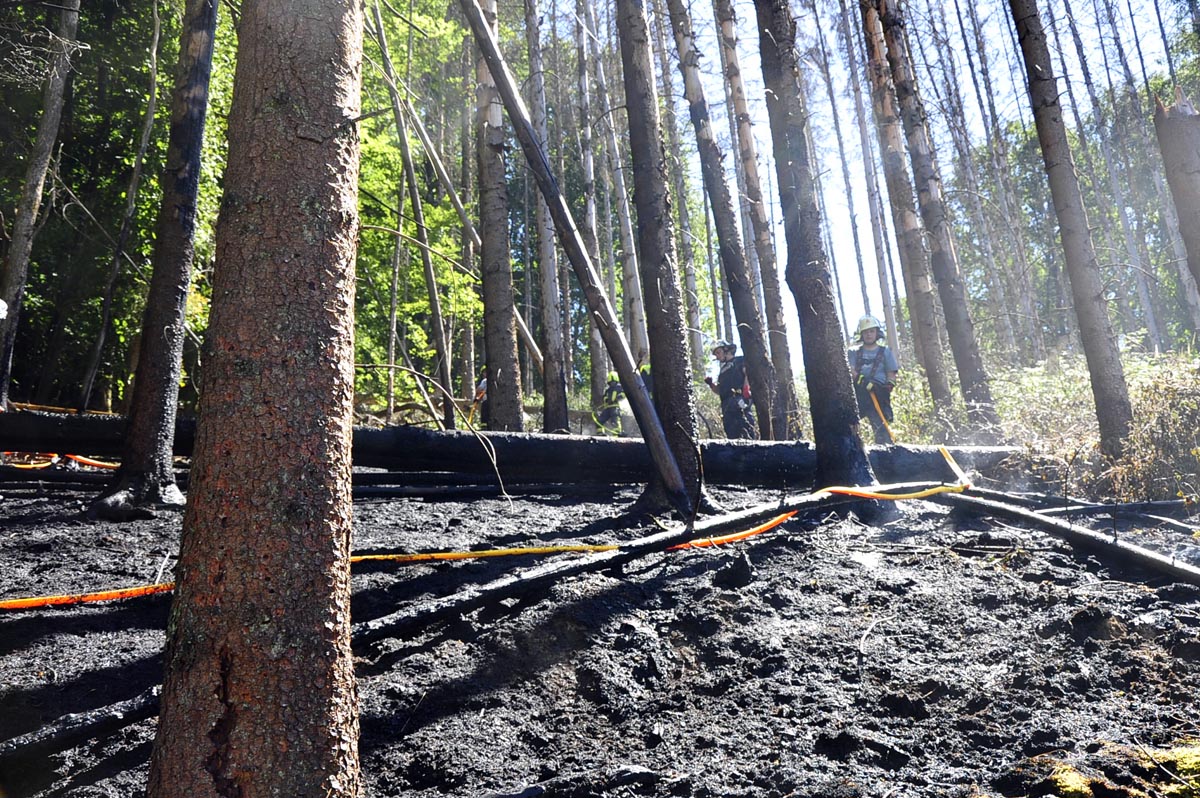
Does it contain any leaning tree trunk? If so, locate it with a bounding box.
[664,0,778,440]
[144,0,363,791]
[476,0,524,431]
[753,0,874,489]
[524,0,570,432]
[878,0,1002,441]
[615,0,704,506]
[1155,89,1200,302]
[1009,0,1132,458]
[91,0,218,519]
[0,0,81,405]
[858,0,954,427]
[713,0,802,438]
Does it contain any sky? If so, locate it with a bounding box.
[655,0,1177,373]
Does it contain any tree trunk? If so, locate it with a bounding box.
[584,2,649,365]
[648,0,705,378]
[753,0,874,489]
[575,0,608,409]
[664,0,777,440]
[713,0,802,437]
[858,0,954,426]
[523,0,570,432]
[374,2,456,427]
[457,0,694,514]
[90,0,217,518]
[1009,0,1132,458]
[477,0,524,431]
[615,0,703,505]
[878,0,1001,441]
[145,0,363,791]
[836,0,898,353]
[0,0,81,405]
[79,0,161,411]
[1155,89,1200,303]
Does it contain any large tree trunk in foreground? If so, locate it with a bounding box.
[753,0,874,489]
[145,0,363,793]
[0,0,81,405]
[92,0,218,519]
[1009,0,1131,459]
[616,0,703,506]
[665,0,777,441]
[1155,89,1200,295]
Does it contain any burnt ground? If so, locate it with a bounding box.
[2,470,1200,797]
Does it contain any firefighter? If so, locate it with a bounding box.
[705,341,756,439]
[595,371,623,436]
[848,315,898,444]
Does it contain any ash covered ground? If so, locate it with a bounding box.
[2,473,1200,797]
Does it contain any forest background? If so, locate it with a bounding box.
[2,0,1200,486]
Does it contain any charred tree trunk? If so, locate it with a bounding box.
[145,0,363,790]
[615,0,704,505]
[1009,0,1132,458]
[753,0,874,489]
[1155,90,1200,301]
[664,0,778,440]
[91,0,218,519]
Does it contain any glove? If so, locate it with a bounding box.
[865,381,875,392]
[704,376,714,385]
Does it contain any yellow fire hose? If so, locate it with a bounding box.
[0,451,970,612]
[868,389,897,444]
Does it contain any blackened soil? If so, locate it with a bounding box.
[2,477,1200,797]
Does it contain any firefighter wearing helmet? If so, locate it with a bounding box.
[595,371,624,436]
[848,315,899,444]
[704,340,757,439]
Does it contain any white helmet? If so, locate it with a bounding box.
[856,315,883,337]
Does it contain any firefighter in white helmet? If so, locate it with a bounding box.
[848,315,898,444]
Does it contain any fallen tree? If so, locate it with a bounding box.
[0,409,1017,487]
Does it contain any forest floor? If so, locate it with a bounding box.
[2,463,1200,797]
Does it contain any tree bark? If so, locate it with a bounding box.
[664,0,777,440]
[457,0,693,514]
[877,0,1001,440]
[0,0,81,405]
[476,0,524,431]
[615,0,703,506]
[145,0,363,791]
[1155,90,1200,306]
[374,2,456,428]
[857,0,954,427]
[523,0,570,432]
[753,0,874,489]
[583,2,649,365]
[712,0,802,438]
[1009,0,1132,458]
[91,0,217,519]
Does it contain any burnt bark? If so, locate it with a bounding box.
[1154,90,1200,296]
[753,0,874,489]
[90,0,218,520]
